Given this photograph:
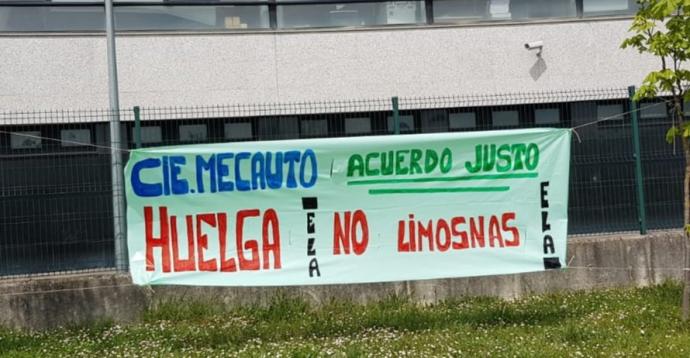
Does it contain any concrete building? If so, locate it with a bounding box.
[0,0,659,110]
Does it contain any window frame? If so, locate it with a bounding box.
[0,0,639,33]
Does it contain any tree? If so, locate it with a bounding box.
[621,0,690,321]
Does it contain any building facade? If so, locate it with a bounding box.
[0,0,659,110]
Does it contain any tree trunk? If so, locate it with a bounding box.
[682,171,690,322]
[681,105,690,322]
[683,239,690,322]
[682,164,690,322]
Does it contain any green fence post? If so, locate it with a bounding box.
[628,86,647,235]
[392,96,400,134]
[133,106,141,149]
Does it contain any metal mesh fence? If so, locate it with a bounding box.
[0,111,118,276]
[0,88,685,277]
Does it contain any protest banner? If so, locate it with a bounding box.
[125,128,571,286]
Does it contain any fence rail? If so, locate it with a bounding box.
[0,88,686,277]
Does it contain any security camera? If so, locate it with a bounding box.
[524,41,543,56]
[524,41,543,50]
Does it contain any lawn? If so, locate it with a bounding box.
[1,281,689,357]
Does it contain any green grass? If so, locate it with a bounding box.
[2,281,690,357]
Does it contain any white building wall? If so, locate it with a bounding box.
[0,18,659,111]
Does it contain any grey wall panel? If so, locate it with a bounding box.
[0,19,658,112]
